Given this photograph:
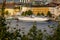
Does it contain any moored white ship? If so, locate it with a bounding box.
[17,16,49,22]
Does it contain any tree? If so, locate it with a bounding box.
[0,0,8,40]
[52,22,60,40]
[47,11,52,17]
[41,13,44,16]
[21,10,33,16]
[24,10,33,16]
[37,12,41,16]
[46,35,52,40]
[5,11,9,17]
[45,22,60,40]
[0,0,22,40]
[27,10,33,16]
[21,35,29,40]
[28,22,37,40]
[21,12,25,16]
[5,11,9,15]
[28,22,43,40]
[25,11,28,16]
[37,30,43,40]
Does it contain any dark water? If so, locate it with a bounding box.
[6,20,58,35]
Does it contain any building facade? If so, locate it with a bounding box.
[52,0,60,3]
[19,0,31,3]
[0,0,60,16]
[21,5,60,16]
[31,7,49,15]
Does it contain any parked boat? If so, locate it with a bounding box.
[17,16,49,22]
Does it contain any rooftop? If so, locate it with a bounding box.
[24,2,60,7]
[0,2,60,8]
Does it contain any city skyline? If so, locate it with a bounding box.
[0,0,52,3]
[0,0,60,4]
